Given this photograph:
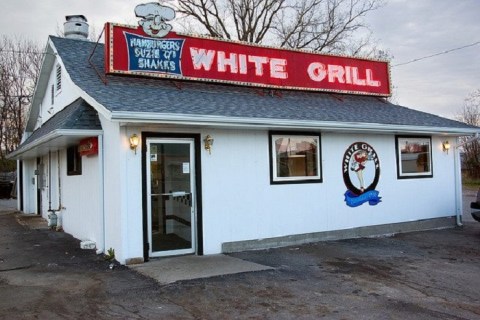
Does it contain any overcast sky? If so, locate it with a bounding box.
[2,0,479,119]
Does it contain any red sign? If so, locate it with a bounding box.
[105,23,391,96]
[78,137,98,156]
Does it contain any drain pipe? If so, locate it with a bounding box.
[454,133,480,227]
[47,151,63,228]
[98,134,106,255]
[454,139,463,227]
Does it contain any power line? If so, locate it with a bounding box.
[392,41,480,67]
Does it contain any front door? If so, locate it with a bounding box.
[146,138,196,257]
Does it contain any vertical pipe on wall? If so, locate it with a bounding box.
[454,137,463,227]
[98,134,106,255]
[48,151,52,212]
[56,150,62,227]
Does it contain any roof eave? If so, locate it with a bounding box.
[111,111,479,136]
[25,40,57,132]
[8,129,103,160]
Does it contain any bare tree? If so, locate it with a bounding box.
[0,36,42,164]
[457,89,480,179]
[174,0,384,56]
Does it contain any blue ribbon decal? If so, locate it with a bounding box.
[344,190,381,207]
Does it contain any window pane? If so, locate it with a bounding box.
[270,133,321,184]
[397,137,432,178]
[67,146,82,176]
[275,137,317,177]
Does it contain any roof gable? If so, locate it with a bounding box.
[9,98,102,159]
[25,42,56,132]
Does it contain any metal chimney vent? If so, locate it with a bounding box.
[64,15,89,40]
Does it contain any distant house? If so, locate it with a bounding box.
[8,12,479,265]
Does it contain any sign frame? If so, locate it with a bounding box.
[105,22,391,97]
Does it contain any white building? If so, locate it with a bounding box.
[9,13,479,265]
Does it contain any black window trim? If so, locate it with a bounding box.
[67,145,82,176]
[269,131,323,185]
[395,135,433,179]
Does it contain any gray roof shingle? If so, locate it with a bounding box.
[19,98,101,148]
[51,36,476,131]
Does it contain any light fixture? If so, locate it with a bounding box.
[442,140,450,154]
[130,134,139,154]
[204,135,214,154]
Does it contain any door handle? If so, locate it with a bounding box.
[152,191,189,197]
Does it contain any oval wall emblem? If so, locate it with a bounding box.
[342,142,381,207]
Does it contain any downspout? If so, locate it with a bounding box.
[47,151,56,227]
[454,139,463,226]
[48,151,52,212]
[454,133,480,227]
[98,134,106,255]
[56,150,63,227]
[47,151,63,228]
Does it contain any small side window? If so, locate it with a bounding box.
[269,131,322,184]
[67,146,82,176]
[395,136,432,179]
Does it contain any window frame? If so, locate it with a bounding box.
[269,131,322,184]
[395,135,433,179]
[67,146,82,176]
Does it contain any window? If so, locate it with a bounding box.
[269,131,322,184]
[67,146,82,176]
[396,136,432,179]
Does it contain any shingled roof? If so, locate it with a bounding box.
[19,98,101,147]
[49,36,478,133]
[9,98,102,159]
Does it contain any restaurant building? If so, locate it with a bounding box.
[9,7,479,264]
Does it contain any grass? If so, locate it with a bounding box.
[462,177,480,190]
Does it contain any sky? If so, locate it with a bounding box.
[2,0,479,120]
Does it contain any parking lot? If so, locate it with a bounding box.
[0,194,479,319]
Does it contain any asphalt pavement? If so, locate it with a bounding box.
[0,192,479,319]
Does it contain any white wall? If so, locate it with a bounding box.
[117,126,457,261]
[101,120,148,264]
[122,126,145,262]
[200,130,456,254]
[36,56,80,130]
[59,149,103,245]
[20,159,38,214]
[33,148,103,247]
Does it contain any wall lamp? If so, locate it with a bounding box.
[204,135,214,154]
[442,140,450,154]
[130,133,139,154]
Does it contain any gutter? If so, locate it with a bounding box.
[110,111,480,136]
[8,129,104,160]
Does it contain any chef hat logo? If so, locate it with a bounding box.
[135,2,176,38]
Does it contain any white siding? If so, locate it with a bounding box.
[36,57,80,129]
[20,159,38,214]
[101,119,143,264]
[35,148,103,246]
[60,149,103,246]
[199,130,457,254]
